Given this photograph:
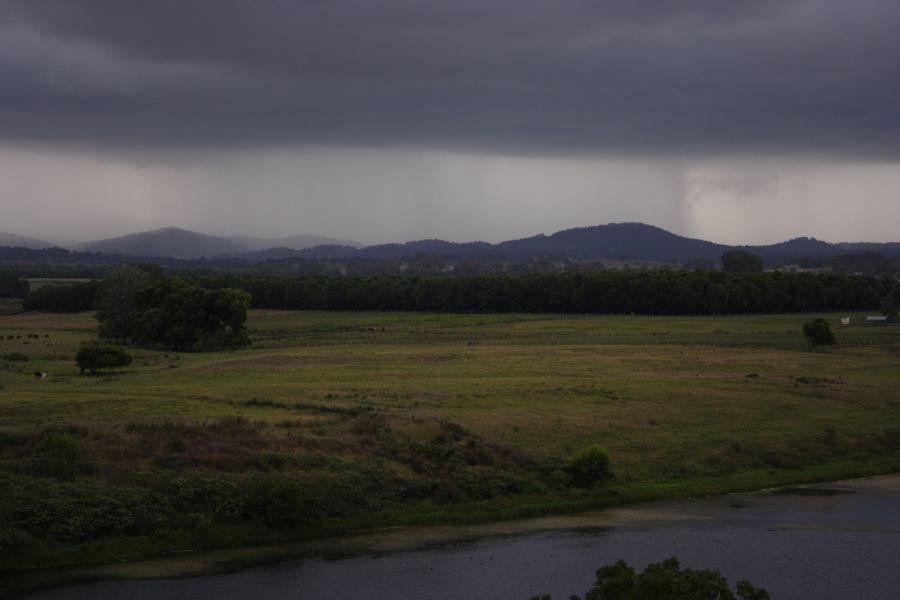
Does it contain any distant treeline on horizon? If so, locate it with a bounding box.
[19,271,894,316]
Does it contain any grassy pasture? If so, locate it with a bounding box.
[1,307,899,572]
[2,308,899,477]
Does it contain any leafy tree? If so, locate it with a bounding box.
[565,445,611,488]
[802,318,836,348]
[135,278,251,351]
[96,264,162,344]
[721,250,764,273]
[75,343,133,375]
[530,557,769,600]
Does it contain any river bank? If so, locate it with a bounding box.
[9,470,900,599]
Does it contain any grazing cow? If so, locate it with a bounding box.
[33,371,46,380]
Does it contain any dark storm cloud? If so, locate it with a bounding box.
[2,0,899,156]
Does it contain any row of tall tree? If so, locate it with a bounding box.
[22,280,101,311]
[22,269,895,316]
[196,271,894,315]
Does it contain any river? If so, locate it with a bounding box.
[24,475,900,599]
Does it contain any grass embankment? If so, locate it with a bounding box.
[1,307,899,577]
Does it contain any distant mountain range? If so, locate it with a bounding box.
[3,223,900,264]
[294,223,900,264]
[0,232,56,249]
[76,227,361,259]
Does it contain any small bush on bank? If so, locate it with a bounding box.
[565,445,611,488]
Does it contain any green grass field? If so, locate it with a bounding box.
[2,306,900,573]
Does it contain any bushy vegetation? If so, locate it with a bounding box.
[0,417,561,564]
[802,318,836,348]
[75,343,133,375]
[530,557,769,600]
[565,445,611,488]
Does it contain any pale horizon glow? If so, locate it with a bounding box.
[2,146,898,247]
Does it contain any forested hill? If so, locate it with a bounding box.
[79,227,247,259]
[0,232,55,249]
[494,224,728,261]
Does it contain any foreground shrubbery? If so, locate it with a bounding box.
[0,418,566,563]
[0,471,245,548]
[4,407,899,572]
[530,557,769,600]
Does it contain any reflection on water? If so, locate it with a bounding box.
[27,477,900,600]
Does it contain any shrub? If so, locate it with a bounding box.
[256,452,290,471]
[802,318,836,348]
[75,343,133,375]
[246,475,307,529]
[349,412,392,437]
[31,433,91,479]
[565,445,611,488]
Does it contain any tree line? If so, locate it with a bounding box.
[21,270,895,315]
[199,271,893,315]
[22,280,101,311]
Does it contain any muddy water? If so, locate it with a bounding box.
[26,476,900,600]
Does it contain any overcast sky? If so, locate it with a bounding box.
[1,0,899,245]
